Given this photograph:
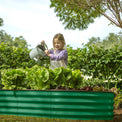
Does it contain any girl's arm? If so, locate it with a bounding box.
[50,50,68,60]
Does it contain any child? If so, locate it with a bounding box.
[43,33,68,69]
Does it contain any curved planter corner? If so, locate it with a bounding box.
[0,90,114,120]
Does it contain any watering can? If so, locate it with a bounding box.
[29,42,48,62]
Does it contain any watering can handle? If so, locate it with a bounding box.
[44,42,48,50]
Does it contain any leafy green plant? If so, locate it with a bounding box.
[67,44,121,83]
[114,90,122,109]
[26,65,51,90]
[1,66,84,90]
[0,42,36,69]
[1,68,28,90]
[26,66,83,90]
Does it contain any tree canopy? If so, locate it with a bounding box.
[50,0,122,30]
[0,30,29,49]
[85,31,122,49]
[0,18,3,26]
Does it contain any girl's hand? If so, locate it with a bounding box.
[45,50,51,57]
[45,50,49,54]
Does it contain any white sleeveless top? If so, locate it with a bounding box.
[50,50,67,69]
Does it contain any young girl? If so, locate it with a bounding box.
[44,33,68,69]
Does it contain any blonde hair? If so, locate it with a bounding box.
[53,33,66,49]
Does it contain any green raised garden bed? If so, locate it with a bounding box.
[0,90,114,120]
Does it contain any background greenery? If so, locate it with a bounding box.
[0,29,121,91]
[0,29,121,79]
[0,18,122,110]
[0,0,122,119]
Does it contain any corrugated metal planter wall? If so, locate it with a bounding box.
[0,90,114,120]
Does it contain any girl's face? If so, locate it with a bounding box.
[53,38,64,50]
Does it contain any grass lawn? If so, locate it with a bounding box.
[0,115,69,122]
[0,115,116,122]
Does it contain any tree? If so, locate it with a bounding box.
[13,36,29,49]
[102,32,122,48]
[0,30,29,48]
[85,37,100,46]
[85,31,122,49]
[0,18,3,26]
[50,0,122,30]
[0,30,13,45]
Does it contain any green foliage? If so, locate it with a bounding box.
[1,65,121,90]
[50,0,101,30]
[1,66,83,90]
[13,36,29,49]
[37,56,50,68]
[0,30,37,69]
[26,65,51,90]
[86,32,122,49]
[0,42,36,69]
[114,90,122,109]
[0,29,50,69]
[0,30,13,44]
[0,29,121,92]
[67,44,122,81]
[0,30,29,48]
[27,66,83,90]
[81,78,122,90]
[67,32,122,81]
[81,78,105,88]
[50,0,122,29]
[0,18,3,26]
[70,69,83,88]
[1,68,28,90]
